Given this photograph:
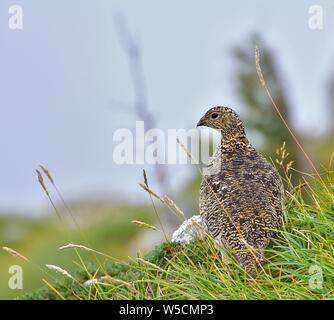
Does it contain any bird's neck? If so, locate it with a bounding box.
[220,126,251,153]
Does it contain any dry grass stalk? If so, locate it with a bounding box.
[137,258,165,272]
[139,183,161,200]
[36,169,49,195]
[58,243,124,263]
[45,264,74,280]
[255,46,334,202]
[163,196,186,220]
[142,169,149,187]
[36,168,64,223]
[131,220,157,230]
[101,275,132,288]
[40,165,54,185]
[58,243,94,252]
[140,170,168,241]
[141,170,186,221]
[255,46,266,87]
[2,246,29,262]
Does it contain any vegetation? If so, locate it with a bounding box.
[0,204,153,299]
[18,153,334,299]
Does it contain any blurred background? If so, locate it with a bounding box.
[0,0,334,298]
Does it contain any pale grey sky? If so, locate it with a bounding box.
[0,0,333,213]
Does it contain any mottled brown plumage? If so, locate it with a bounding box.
[197,106,284,274]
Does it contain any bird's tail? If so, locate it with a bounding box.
[235,247,265,275]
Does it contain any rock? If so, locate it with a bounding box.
[171,215,206,244]
[83,278,99,286]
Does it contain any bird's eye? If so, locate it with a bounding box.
[211,113,219,119]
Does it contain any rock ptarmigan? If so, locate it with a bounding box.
[197,106,284,274]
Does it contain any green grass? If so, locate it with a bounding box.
[0,205,153,299]
[19,166,334,300]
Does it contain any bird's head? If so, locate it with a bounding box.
[197,106,245,139]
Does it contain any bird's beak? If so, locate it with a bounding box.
[197,116,206,127]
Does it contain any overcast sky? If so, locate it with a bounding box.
[0,0,334,213]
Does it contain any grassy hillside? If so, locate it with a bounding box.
[19,166,334,300]
[0,204,153,299]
